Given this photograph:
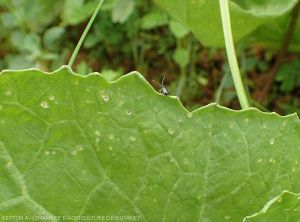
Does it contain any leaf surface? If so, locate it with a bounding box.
[243,191,300,222]
[0,66,299,221]
[153,0,298,47]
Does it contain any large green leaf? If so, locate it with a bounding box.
[0,66,299,221]
[153,0,298,47]
[245,16,300,52]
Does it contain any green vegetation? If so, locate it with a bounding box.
[0,0,300,221]
[0,67,299,221]
[0,0,299,114]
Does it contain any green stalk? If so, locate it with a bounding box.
[215,69,229,104]
[175,71,186,97]
[68,0,105,67]
[218,0,250,109]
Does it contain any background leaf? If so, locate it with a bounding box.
[169,20,189,39]
[43,26,65,50]
[173,47,190,68]
[154,0,298,47]
[62,0,98,25]
[0,67,299,221]
[276,60,300,92]
[140,10,169,30]
[111,0,135,24]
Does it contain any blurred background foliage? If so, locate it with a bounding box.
[0,0,299,115]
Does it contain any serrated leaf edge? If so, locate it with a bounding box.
[0,66,299,122]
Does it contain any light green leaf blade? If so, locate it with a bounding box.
[154,0,298,47]
[111,0,135,24]
[169,20,189,38]
[62,0,98,25]
[141,10,169,30]
[0,66,299,221]
[173,47,190,68]
[43,26,65,49]
[243,191,300,222]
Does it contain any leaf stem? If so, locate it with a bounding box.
[68,0,105,68]
[218,0,250,109]
[215,68,229,104]
[175,70,186,96]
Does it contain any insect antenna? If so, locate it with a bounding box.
[161,76,166,86]
[151,79,162,87]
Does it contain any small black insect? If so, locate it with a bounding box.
[152,76,169,96]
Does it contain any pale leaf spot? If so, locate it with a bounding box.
[40,101,49,109]
[168,129,175,135]
[5,90,12,96]
[49,95,55,101]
